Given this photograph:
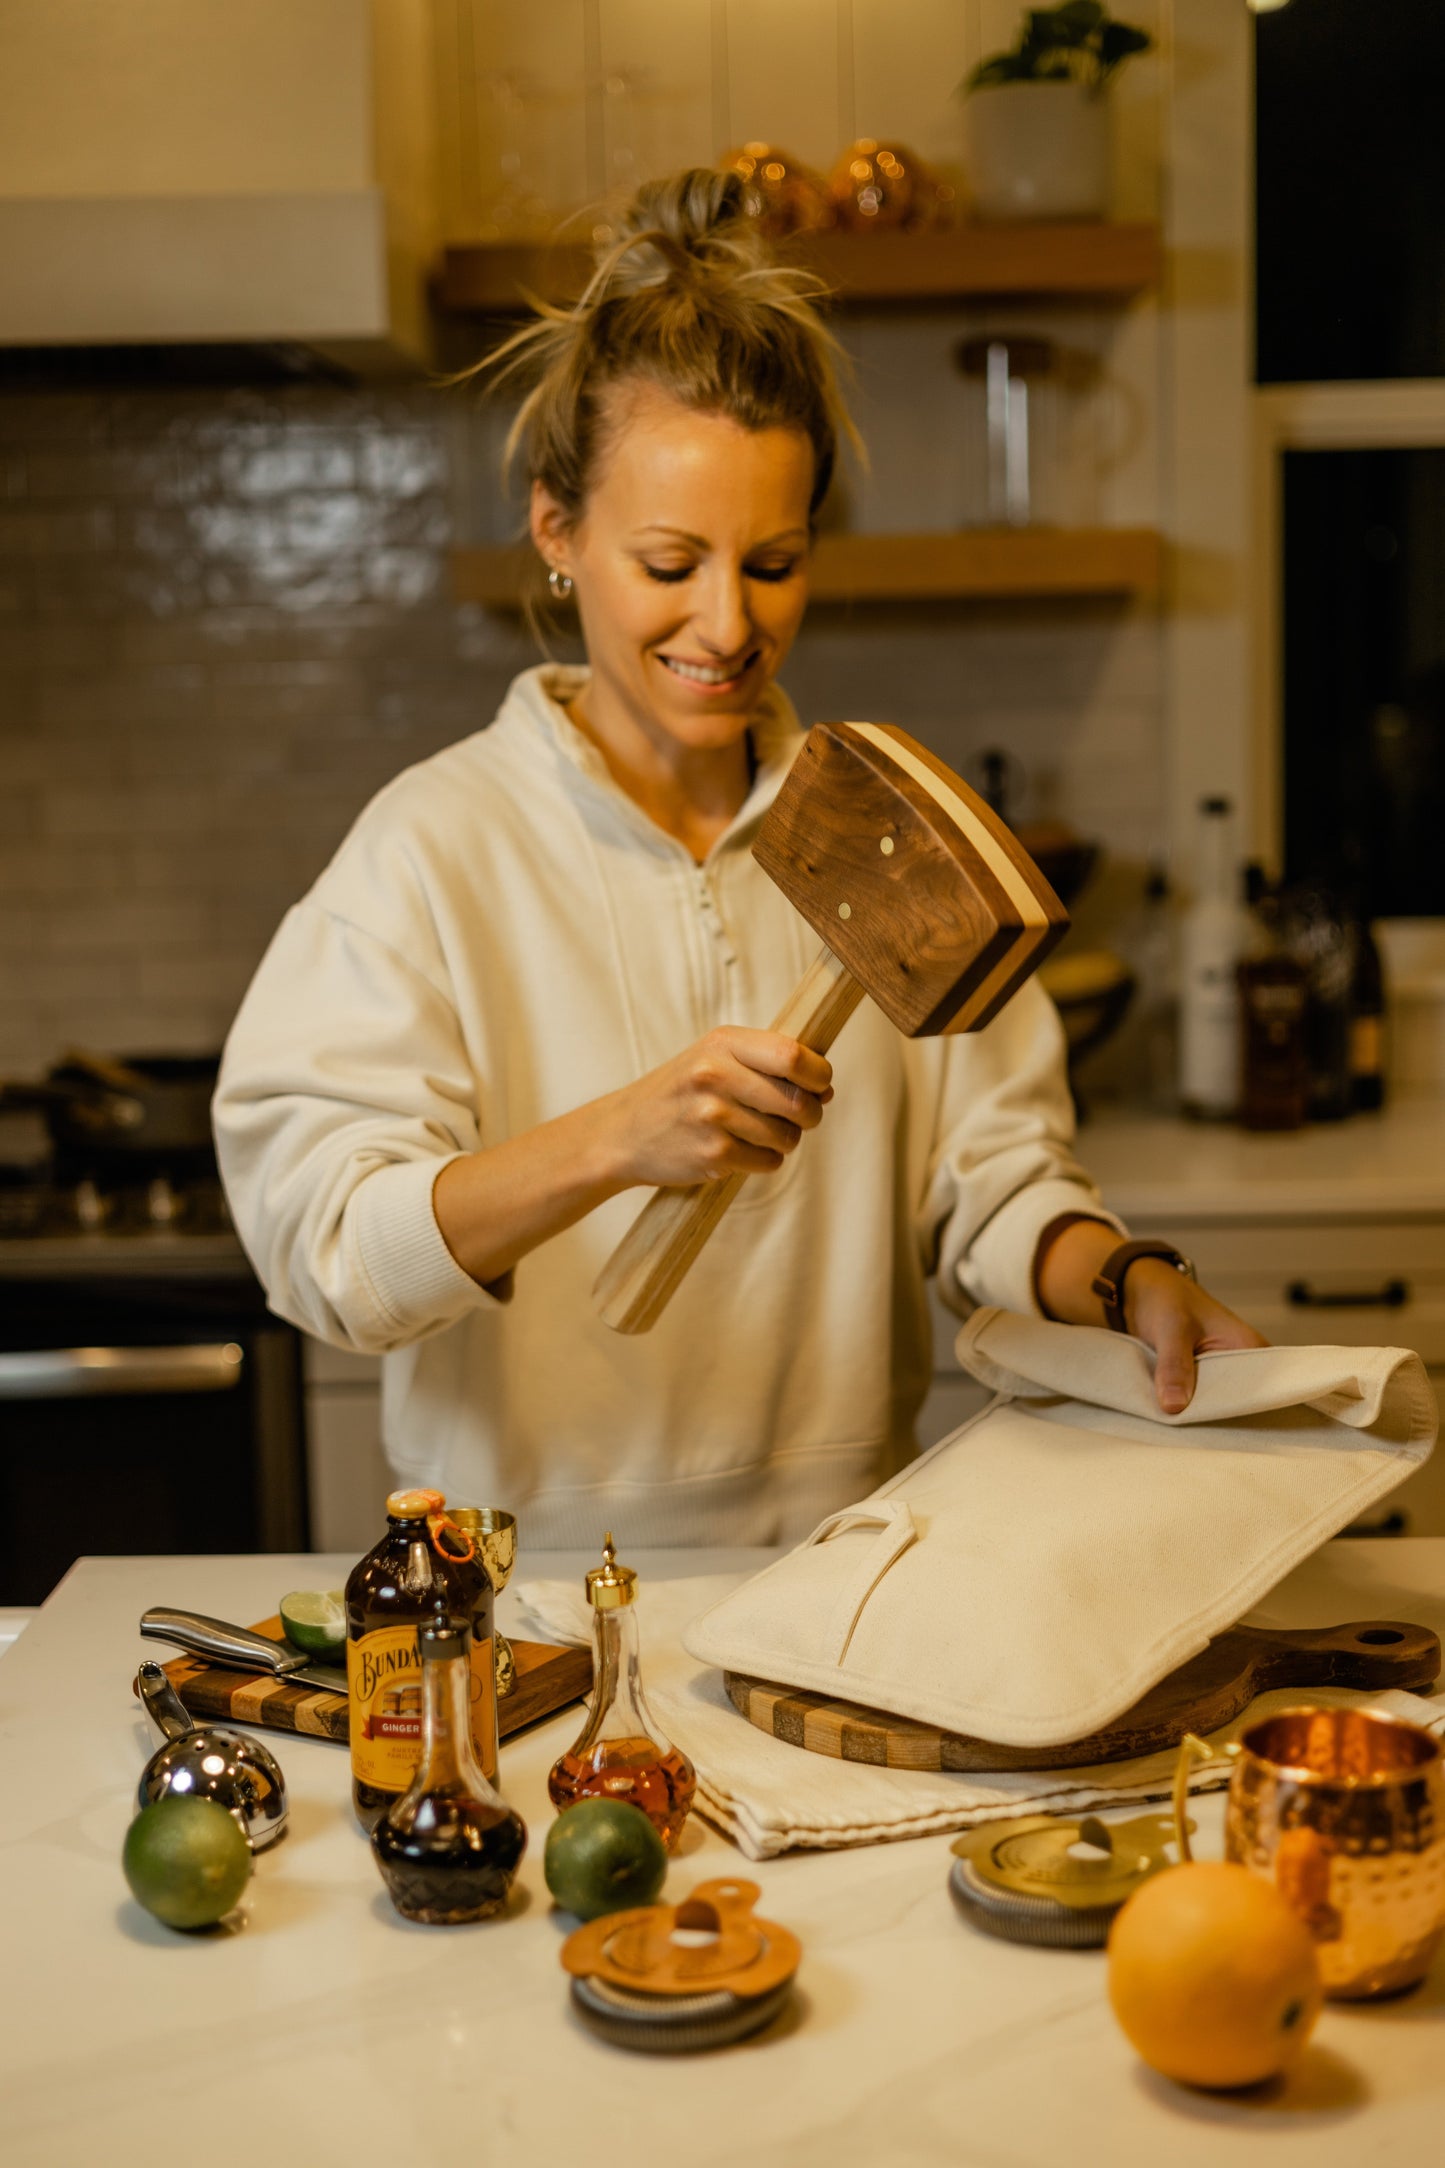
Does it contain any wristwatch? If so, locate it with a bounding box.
[1092,1239,1196,1335]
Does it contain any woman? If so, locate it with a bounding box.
[214,169,1263,1547]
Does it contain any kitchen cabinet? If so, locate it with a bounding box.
[303,1338,388,1556]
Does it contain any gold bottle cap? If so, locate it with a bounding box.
[586,1533,637,1610]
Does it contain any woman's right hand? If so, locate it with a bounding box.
[609,1028,833,1189]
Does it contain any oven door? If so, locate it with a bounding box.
[0,1277,308,1604]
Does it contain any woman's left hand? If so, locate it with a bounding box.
[1035,1218,1269,1415]
[1122,1258,1269,1416]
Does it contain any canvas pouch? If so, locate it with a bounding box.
[683,1309,1437,1750]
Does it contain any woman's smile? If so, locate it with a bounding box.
[655,646,762,694]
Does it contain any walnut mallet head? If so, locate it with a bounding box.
[752,722,1068,1034]
[593,720,1068,1335]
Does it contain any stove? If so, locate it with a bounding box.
[0,1163,251,1278]
[0,1119,308,1603]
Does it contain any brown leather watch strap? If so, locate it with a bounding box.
[1091,1239,1196,1334]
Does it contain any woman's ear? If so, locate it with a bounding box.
[530,481,572,575]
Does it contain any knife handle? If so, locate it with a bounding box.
[140,1607,307,1676]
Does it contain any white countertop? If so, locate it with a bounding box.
[6,1542,1445,2166]
[1082,1089,1445,1223]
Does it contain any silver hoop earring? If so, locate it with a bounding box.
[547,566,574,601]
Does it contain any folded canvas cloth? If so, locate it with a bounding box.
[515,1571,1445,1861]
[682,1312,1436,1750]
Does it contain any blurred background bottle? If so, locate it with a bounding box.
[1349,899,1387,1114]
[1237,864,1309,1131]
[1281,880,1355,1121]
[1179,796,1247,1119]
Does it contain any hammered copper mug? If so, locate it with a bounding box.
[1175,1706,1445,1999]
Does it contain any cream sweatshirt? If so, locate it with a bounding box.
[214,666,1120,1546]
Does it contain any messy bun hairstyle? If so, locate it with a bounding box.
[473,168,856,527]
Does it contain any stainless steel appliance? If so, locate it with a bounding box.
[0,1089,308,1605]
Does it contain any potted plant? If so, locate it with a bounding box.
[960,2,1152,222]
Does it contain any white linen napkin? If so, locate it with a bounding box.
[515,1571,1445,1862]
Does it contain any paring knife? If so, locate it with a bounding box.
[139,1606,348,1695]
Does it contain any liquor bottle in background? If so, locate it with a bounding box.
[1281,882,1354,1121]
[1237,866,1309,1131]
[345,1490,497,1831]
[1179,797,1248,1119]
[1350,911,1387,1112]
[371,1620,526,1925]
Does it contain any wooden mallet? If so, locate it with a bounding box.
[593,722,1068,1333]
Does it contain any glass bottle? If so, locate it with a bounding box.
[1350,913,1387,1112]
[371,1621,526,1925]
[547,1534,696,1851]
[1237,867,1309,1131]
[1179,796,1247,1120]
[345,1489,497,1831]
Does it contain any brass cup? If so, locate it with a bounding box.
[1175,1706,1445,1999]
[469,1507,517,1595]
[451,1506,519,1698]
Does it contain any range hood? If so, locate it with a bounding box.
[0,0,439,374]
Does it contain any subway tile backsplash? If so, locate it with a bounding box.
[0,381,1162,1074]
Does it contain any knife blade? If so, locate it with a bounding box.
[139,1606,348,1695]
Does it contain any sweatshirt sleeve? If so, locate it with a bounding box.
[918,975,1126,1321]
[213,900,508,1354]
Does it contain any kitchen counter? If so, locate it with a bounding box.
[1081,1088,1445,1223]
[6,1543,1445,2166]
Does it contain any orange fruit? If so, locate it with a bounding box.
[1107,1861,1322,2090]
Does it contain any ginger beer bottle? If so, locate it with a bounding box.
[345,1489,497,1830]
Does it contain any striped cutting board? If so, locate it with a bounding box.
[136,1617,592,1745]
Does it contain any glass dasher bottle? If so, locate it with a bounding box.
[548,1534,696,1850]
[371,1620,527,1925]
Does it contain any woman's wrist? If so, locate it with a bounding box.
[1033,1214,1121,1327]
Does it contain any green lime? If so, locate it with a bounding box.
[544,1798,667,1921]
[279,1588,346,1660]
[123,1797,252,1931]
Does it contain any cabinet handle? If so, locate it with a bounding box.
[1286,1279,1410,1310]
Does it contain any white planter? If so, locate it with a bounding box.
[963,80,1110,222]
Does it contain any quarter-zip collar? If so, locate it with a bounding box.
[494,663,803,866]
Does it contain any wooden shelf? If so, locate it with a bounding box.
[437,222,1160,316]
[451,528,1163,610]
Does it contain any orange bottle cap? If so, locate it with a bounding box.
[386,1487,446,1519]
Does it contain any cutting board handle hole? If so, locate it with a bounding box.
[1356,1628,1405,1645]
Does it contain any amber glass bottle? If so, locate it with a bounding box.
[345,1489,497,1830]
[547,1534,695,1850]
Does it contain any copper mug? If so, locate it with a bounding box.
[1175,1706,1445,1999]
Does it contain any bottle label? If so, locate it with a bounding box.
[348,1626,498,1791]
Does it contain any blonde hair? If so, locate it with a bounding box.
[468,168,857,526]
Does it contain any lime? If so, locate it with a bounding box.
[544,1798,667,1921]
[279,1588,346,1660]
[123,1797,252,1931]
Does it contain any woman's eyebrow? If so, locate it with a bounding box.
[631,524,810,547]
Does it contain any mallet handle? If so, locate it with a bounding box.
[594,946,865,1334]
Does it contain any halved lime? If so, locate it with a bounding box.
[279,1588,346,1660]
[544,1798,667,1921]
[123,1797,252,1931]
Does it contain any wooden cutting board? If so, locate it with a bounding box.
[725,1620,1441,1773]
[137,1617,592,1746]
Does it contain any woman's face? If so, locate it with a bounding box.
[532,383,814,758]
